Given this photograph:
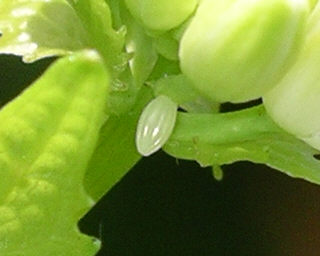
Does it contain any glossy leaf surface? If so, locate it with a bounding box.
[0,0,88,62]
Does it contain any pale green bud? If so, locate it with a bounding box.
[179,0,308,103]
[124,0,199,31]
[263,2,320,151]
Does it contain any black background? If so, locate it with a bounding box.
[2,55,320,256]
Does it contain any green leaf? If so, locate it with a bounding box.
[84,87,153,201]
[0,0,89,62]
[164,106,320,184]
[0,51,109,255]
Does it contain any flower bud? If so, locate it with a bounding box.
[179,0,308,103]
[263,2,320,151]
[124,0,198,31]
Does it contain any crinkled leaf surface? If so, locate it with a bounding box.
[164,106,320,184]
[0,0,89,62]
[0,51,109,255]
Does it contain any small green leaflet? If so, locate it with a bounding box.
[0,51,109,255]
[0,0,89,62]
[164,105,320,184]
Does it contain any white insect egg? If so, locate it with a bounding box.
[136,95,177,156]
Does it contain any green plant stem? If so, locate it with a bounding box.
[84,87,152,201]
[164,105,320,185]
[167,105,279,146]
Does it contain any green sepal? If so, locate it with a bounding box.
[151,74,219,113]
[153,32,179,61]
[122,7,158,87]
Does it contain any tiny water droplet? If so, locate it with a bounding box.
[212,165,223,181]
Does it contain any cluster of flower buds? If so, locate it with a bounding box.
[180,0,309,103]
[125,0,320,154]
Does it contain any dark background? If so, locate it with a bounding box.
[2,55,320,256]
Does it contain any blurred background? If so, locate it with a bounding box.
[2,55,320,256]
